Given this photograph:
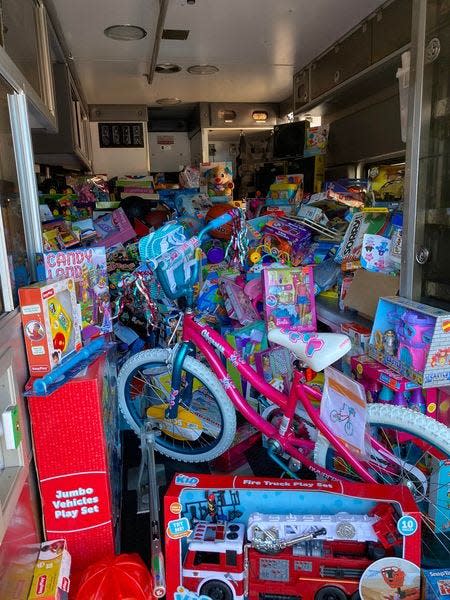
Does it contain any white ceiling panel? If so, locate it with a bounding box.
[50,0,387,105]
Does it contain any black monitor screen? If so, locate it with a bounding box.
[272,121,307,160]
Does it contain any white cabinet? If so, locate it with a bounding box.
[32,62,92,170]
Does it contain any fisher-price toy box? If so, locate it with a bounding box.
[19,278,82,376]
[423,569,450,599]
[369,296,450,388]
[28,539,71,600]
[164,474,421,600]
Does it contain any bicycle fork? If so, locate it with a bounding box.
[166,341,196,419]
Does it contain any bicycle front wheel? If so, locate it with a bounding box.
[118,348,237,462]
[314,403,450,567]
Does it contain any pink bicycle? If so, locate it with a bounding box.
[118,211,450,564]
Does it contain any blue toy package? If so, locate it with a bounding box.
[423,569,450,599]
[139,221,198,297]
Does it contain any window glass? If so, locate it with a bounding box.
[193,551,221,566]
[0,78,31,311]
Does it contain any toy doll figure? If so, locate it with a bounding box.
[100,295,112,332]
[383,329,398,356]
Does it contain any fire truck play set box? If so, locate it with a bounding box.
[164,474,421,600]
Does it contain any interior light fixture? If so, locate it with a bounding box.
[156,97,182,105]
[187,65,219,75]
[155,63,183,73]
[252,110,269,122]
[104,25,147,41]
[218,109,236,123]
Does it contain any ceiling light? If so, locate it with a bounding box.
[156,63,182,74]
[104,25,147,41]
[156,97,182,105]
[252,110,269,122]
[187,65,219,75]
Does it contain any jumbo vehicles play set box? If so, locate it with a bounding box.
[164,474,421,600]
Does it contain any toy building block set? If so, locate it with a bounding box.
[164,474,421,600]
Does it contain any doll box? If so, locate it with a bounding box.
[19,278,82,376]
[263,265,316,332]
[369,296,450,388]
[423,569,450,599]
[164,474,420,600]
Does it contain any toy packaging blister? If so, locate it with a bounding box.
[219,276,260,326]
[423,569,450,599]
[369,296,450,388]
[164,474,421,600]
[263,265,316,332]
[43,248,112,341]
[19,278,82,375]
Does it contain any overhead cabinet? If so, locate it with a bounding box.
[293,0,413,112]
[32,63,92,170]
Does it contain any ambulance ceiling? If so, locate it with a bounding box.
[50,0,386,106]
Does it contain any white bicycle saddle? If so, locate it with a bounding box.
[268,328,351,372]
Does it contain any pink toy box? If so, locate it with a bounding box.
[19,278,82,376]
[369,296,450,388]
[263,265,316,332]
[164,474,421,600]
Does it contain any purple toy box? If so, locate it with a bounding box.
[369,296,450,388]
[262,217,312,266]
[263,265,316,332]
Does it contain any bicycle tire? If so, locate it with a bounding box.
[118,348,237,462]
[314,403,450,566]
[314,403,450,468]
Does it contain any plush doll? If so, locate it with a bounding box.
[204,164,234,197]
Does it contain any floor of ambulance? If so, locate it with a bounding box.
[120,429,284,563]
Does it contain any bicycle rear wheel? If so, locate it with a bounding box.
[314,403,450,567]
[118,348,236,462]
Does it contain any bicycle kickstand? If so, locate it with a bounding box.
[138,422,166,598]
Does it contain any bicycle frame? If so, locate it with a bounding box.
[169,311,378,483]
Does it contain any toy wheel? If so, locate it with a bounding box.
[200,580,233,600]
[315,586,347,600]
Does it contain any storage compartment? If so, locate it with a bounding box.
[310,24,372,99]
[32,63,92,169]
[293,68,310,112]
[371,0,413,63]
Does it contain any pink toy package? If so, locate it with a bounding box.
[263,265,316,332]
[219,276,260,326]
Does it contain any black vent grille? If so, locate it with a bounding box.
[162,29,189,40]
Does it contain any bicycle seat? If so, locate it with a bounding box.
[268,328,351,372]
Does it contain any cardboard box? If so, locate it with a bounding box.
[19,278,82,376]
[164,474,421,600]
[27,353,120,573]
[369,296,450,387]
[343,270,399,320]
[423,569,450,599]
[28,540,71,600]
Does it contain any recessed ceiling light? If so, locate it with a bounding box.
[156,97,182,105]
[187,65,219,75]
[155,63,183,74]
[104,25,147,41]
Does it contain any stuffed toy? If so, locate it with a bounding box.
[204,164,234,197]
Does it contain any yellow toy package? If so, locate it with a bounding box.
[28,539,71,600]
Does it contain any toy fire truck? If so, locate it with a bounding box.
[181,504,400,600]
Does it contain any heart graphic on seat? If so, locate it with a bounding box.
[306,337,324,356]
